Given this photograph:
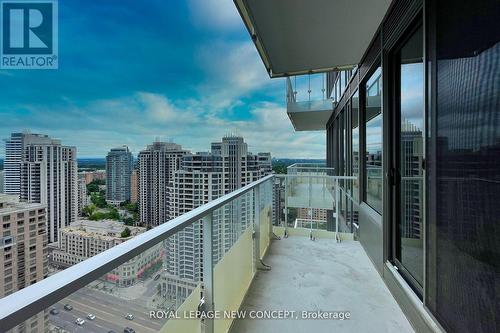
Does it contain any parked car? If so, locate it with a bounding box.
[125,313,134,320]
[124,328,135,333]
[154,274,161,281]
[87,313,96,320]
[49,308,59,315]
[75,318,85,326]
[64,304,73,311]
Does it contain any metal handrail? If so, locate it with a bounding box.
[0,174,274,331]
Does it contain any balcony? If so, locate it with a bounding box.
[286,74,334,131]
[0,171,413,333]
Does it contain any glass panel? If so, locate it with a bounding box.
[7,221,202,333]
[364,67,383,213]
[397,25,424,287]
[428,4,499,331]
[352,90,360,202]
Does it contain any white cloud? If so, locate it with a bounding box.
[188,0,241,31]
[0,93,325,159]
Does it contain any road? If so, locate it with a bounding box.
[49,286,167,333]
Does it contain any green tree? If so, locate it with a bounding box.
[272,164,288,174]
[121,227,131,238]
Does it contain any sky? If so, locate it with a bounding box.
[0,0,325,158]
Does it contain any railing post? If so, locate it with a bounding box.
[202,213,214,333]
[335,178,339,241]
[284,176,288,232]
[253,184,261,270]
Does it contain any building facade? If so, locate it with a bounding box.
[18,136,78,243]
[106,146,133,205]
[51,220,163,287]
[77,174,90,216]
[235,0,500,331]
[130,169,138,204]
[0,194,47,333]
[138,141,188,227]
[164,136,271,307]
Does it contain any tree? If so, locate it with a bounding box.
[121,227,131,238]
[272,164,288,174]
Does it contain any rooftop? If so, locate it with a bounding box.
[62,219,144,240]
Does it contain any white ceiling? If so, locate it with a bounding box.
[235,0,392,77]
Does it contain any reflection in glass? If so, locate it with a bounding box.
[364,67,383,213]
[398,26,424,287]
[352,90,359,201]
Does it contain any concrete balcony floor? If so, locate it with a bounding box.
[231,236,414,333]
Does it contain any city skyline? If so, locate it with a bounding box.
[0,0,325,159]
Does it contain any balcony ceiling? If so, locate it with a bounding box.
[234,0,392,77]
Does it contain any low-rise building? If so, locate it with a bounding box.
[51,220,163,287]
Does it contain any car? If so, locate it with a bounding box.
[64,304,73,311]
[75,318,85,326]
[154,274,161,281]
[49,308,59,315]
[87,313,96,320]
[125,313,134,320]
[124,328,136,333]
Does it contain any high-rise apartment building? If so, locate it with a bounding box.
[138,141,188,227]
[77,174,90,216]
[106,146,133,205]
[0,194,47,333]
[130,169,138,204]
[18,135,78,243]
[164,136,271,306]
[0,170,4,193]
[3,133,54,196]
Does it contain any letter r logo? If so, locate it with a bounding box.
[2,1,54,54]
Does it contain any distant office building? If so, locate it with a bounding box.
[138,141,188,227]
[106,146,133,205]
[77,174,90,216]
[0,194,47,333]
[51,220,162,287]
[18,134,78,243]
[0,170,4,193]
[130,169,138,204]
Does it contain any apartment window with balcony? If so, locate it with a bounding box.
[363,66,383,214]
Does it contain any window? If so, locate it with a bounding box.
[364,67,383,213]
[393,24,424,290]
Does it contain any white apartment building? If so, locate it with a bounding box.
[138,141,188,227]
[51,220,163,287]
[163,136,271,307]
[19,136,78,243]
[3,133,54,195]
[0,194,47,333]
[77,174,90,216]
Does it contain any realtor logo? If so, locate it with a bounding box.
[1,0,58,69]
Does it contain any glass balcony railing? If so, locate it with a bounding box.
[287,162,335,176]
[0,173,359,333]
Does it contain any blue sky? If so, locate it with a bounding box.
[0,0,325,158]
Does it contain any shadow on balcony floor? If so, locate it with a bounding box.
[231,236,414,333]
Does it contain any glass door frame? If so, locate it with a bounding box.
[388,16,425,299]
